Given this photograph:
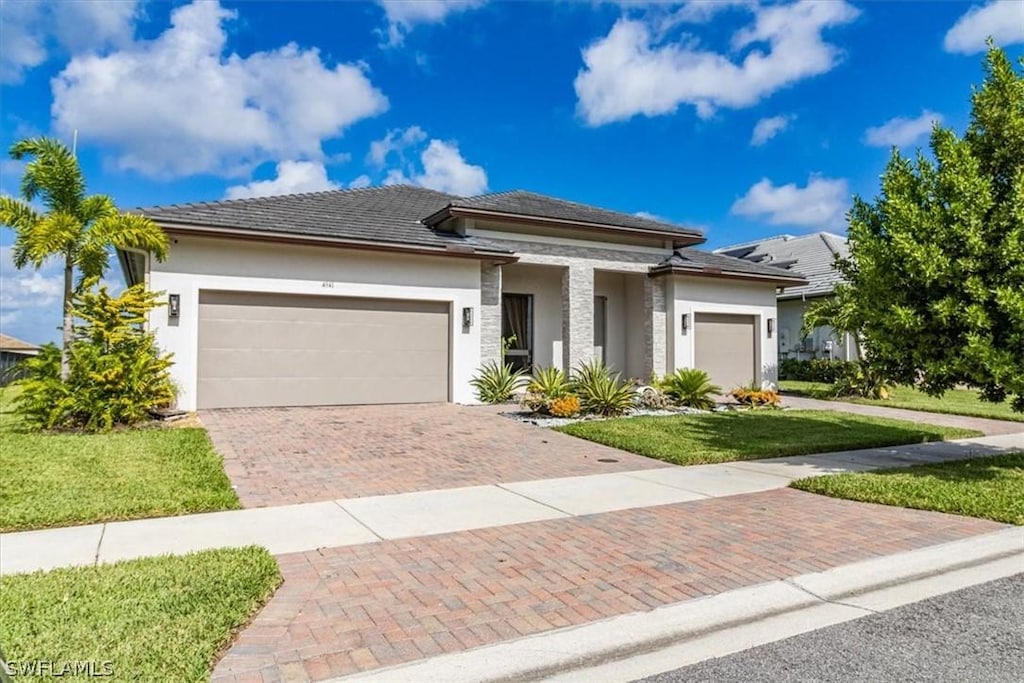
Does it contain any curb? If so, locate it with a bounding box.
[332,527,1023,683]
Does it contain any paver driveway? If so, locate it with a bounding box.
[201,404,663,507]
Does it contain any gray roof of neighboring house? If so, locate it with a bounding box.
[714,232,849,299]
[441,190,704,239]
[651,248,809,283]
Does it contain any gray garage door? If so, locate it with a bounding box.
[197,291,450,409]
[694,313,757,392]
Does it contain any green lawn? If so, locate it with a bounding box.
[779,380,1024,423]
[0,388,240,532]
[0,547,281,681]
[791,453,1024,525]
[554,410,979,466]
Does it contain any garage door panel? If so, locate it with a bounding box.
[197,291,450,408]
[694,313,757,392]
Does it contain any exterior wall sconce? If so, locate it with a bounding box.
[462,306,474,329]
[168,294,181,319]
[767,318,775,338]
[680,313,689,333]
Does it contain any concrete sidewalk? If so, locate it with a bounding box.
[2,433,1020,575]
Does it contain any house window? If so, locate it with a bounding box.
[594,295,607,365]
[502,293,533,371]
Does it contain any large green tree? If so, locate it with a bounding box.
[0,137,169,380]
[808,45,1024,410]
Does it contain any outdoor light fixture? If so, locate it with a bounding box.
[767,318,775,338]
[462,307,474,328]
[168,294,181,319]
[681,313,689,333]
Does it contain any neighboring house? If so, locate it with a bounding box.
[120,186,805,410]
[716,232,859,362]
[0,333,40,385]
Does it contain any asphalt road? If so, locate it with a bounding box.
[636,573,1024,683]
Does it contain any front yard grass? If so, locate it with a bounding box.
[0,546,281,681]
[779,380,1024,423]
[0,388,240,533]
[555,410,979,466]
[791,453,1024,525]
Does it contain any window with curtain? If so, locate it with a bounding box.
[502,294,532,370]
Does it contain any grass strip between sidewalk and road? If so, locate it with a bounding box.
[779,381,1024,423]
[0,546,281,682]
[791,453,1024,525]
[555,409,979,466]
[0,388,240,533]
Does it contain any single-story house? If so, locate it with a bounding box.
[0,333,40,385]
[716,232,859,362]
[120,186,806,410]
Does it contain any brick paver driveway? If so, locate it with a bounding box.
[211,488,1003,682]
[201,404,663,507]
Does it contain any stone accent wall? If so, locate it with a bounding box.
[644,276,667,376]
[480,237,665,269]
[480,263,503,366]
[561,264,595,370]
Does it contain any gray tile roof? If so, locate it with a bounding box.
[653,248,809,283]
[715,232,848,299]
[447,190,703,239]
[139,185,511,253]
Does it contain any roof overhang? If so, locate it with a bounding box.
[422,205,705,248]
[648,264,809,287]
[149,220,519,265]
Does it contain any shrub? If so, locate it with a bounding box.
[470,361,529,404]
[14,284,176,432]
[548,394,581,418]
[779,358,848,383]
[730,384,781,408]
[833,362,891,400]
[658,368,721,410]
[528,366,570,399]
[571,360,635,417]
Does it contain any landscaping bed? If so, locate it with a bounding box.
[555,410,979,466]
[779,381,1024,423]
[0,389,240,533]
[0,546,281,681]
[791,453,1024,525]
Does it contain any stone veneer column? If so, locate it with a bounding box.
[561,264,594,371]
[643,276,667,377]
[480,262,503,366]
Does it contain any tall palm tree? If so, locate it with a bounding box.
[0,137,169,380]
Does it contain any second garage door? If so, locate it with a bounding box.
[197,291,450,409]
[694,312,757,391]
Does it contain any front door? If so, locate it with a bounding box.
[501,293,533,371]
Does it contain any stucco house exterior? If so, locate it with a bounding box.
[120,186,806,410]
[716,232,859,362]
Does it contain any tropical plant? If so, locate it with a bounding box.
[470,360,528,404]
[571,359,635,417]
[14,282,176,431]
[548,394,581,418]
[658,368,721,410]
[730,384,781,408]
[0,137,169,381]
[804,45,1024,412]
[832,362,891,400]
[528,366,570,399]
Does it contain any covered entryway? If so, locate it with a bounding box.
[694,312,758,391]
[197,291,450,409]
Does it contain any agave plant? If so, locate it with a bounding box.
[659,368,721,410]
[528,366,570,398]
[470,361,529,404]
[571,359,635,416]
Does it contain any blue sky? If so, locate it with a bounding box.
[2,0,1023,344]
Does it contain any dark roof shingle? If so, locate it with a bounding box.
[652,248,808,283]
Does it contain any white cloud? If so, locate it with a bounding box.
[368,126,427,167]
[944,1,1024,54]
[378,0,486,46]
[574,1,859,125]
[864,110,942,147]
[371,127,487,196]
[224,161,338,200]
[0,246,63,345]
[51,1,388,178]
[750,114,793,146]
[0,0,140,84]
[731,176,849,229]
[348,174,372,189]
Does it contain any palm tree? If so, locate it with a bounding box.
[0,137,169,380]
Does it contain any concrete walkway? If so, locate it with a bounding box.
[3,433,1020,575]
[782,395,1024,436]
